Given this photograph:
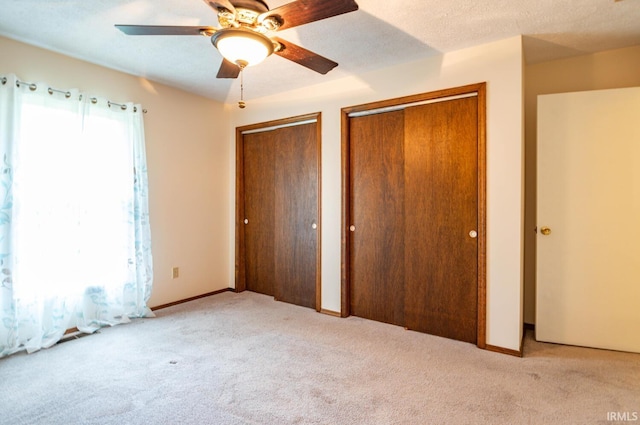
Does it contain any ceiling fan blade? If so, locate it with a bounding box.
[260,0,358,31]
[115,25,215,36]
[202,0,236,14]
[217,58,241,78]
[273,37,338,75]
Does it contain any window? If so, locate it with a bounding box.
[0,75,153,357]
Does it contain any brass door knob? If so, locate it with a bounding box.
[540,226,551,236]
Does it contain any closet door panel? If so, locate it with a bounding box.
[349,111,406,326]
[274,123,318,309]
[243,131,276,296]
[403,97,478,343]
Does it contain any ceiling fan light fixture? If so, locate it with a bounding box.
[211,28,274,67]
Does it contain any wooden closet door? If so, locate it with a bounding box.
[239,116,320,310]
[403,97,478,343]
[274,123,318,309]
[243,130,276,296]
[349,111,406,326]
[346,90,482,345]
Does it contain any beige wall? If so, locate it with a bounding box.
[0,36,232,308]
[228,36,525,351]
[524,45,640,324]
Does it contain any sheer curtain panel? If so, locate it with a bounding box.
[0,74,153,357]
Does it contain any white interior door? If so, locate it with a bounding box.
[536,87,640,353]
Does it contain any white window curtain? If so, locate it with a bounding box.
[0,74,153,357]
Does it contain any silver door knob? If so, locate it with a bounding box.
[244,219,249,224]
[349,225,356,232]
[312,223,317,229]
[469,230,477,238]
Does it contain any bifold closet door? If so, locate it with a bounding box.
[241,121,319,310]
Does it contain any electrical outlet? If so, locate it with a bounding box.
[172,267,179,279]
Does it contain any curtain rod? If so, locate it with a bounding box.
[1,76,147,114]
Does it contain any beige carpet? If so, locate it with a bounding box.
[1,291,638,424]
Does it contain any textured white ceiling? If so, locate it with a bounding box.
[0,0,639,103]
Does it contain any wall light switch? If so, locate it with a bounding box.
[172,267,179,279]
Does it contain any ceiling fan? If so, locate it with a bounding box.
[115,0,359,80]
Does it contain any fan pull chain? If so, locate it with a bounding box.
[238,66,246,109]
